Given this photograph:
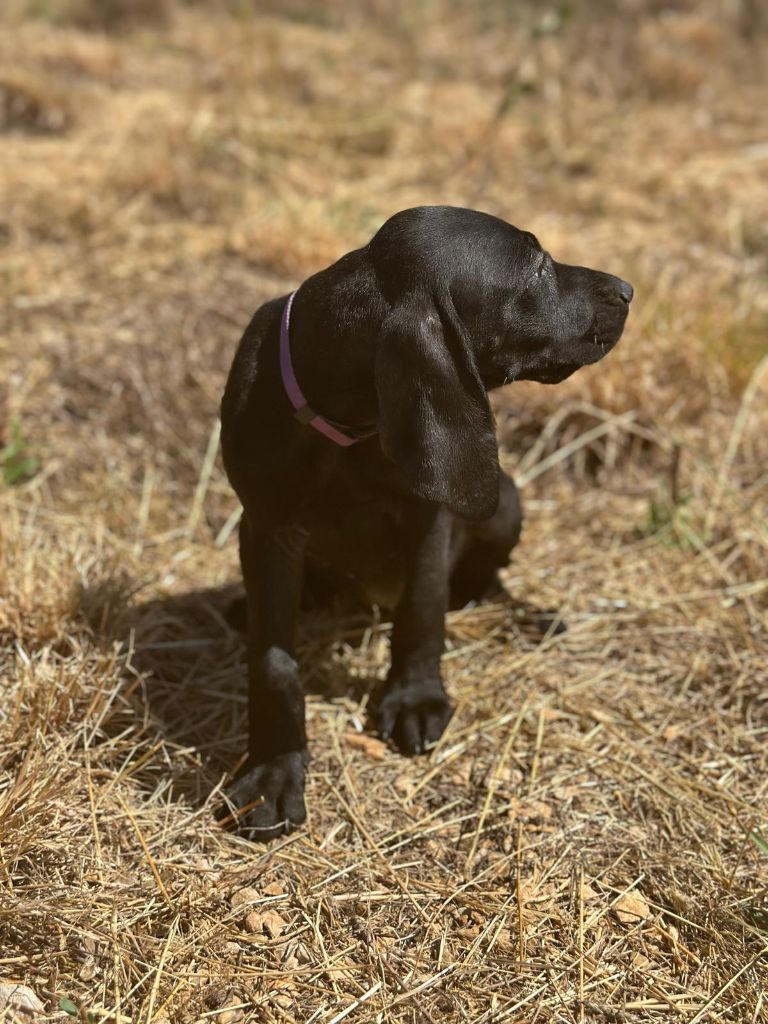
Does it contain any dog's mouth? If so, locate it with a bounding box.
[532,362,582,384]
[500,301,630,387]
[573,312,629,363]
[578,329,619,361]
[519,327,623,385]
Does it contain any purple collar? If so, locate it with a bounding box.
[280,290,375,447]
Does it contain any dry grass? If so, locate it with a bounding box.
[1,1,767,1021]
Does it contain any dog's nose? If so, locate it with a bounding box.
[617,280,634,304]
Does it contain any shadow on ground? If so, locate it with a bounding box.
[91,581,381,807]
[79,569,561,815]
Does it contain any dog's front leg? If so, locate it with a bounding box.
[223,516,308,841]
[376,501,454,755]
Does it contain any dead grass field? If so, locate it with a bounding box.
[1,1,767,1021]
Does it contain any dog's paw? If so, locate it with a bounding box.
[375,681,453,756]
[218,752,307,842]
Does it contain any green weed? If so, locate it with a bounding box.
[1,420,39,486]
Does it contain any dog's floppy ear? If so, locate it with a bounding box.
[375,298,500,521]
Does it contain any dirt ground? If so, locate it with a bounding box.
[1,1,767,1021]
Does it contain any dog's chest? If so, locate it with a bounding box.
[301,452,409,607]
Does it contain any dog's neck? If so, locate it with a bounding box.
[280,290,376,446]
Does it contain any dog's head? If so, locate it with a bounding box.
[371,207,633,521]
[452,225,633,389]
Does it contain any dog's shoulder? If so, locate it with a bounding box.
[221,295,285,425]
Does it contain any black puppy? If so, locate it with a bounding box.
[220,206,632,840]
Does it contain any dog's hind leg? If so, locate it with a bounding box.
[449,472,522,609]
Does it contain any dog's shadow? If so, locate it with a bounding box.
[90,579,381,811]
[84,573,564,812]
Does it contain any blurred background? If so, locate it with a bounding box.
[2,0,767,532]
[2,3,768,1022]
